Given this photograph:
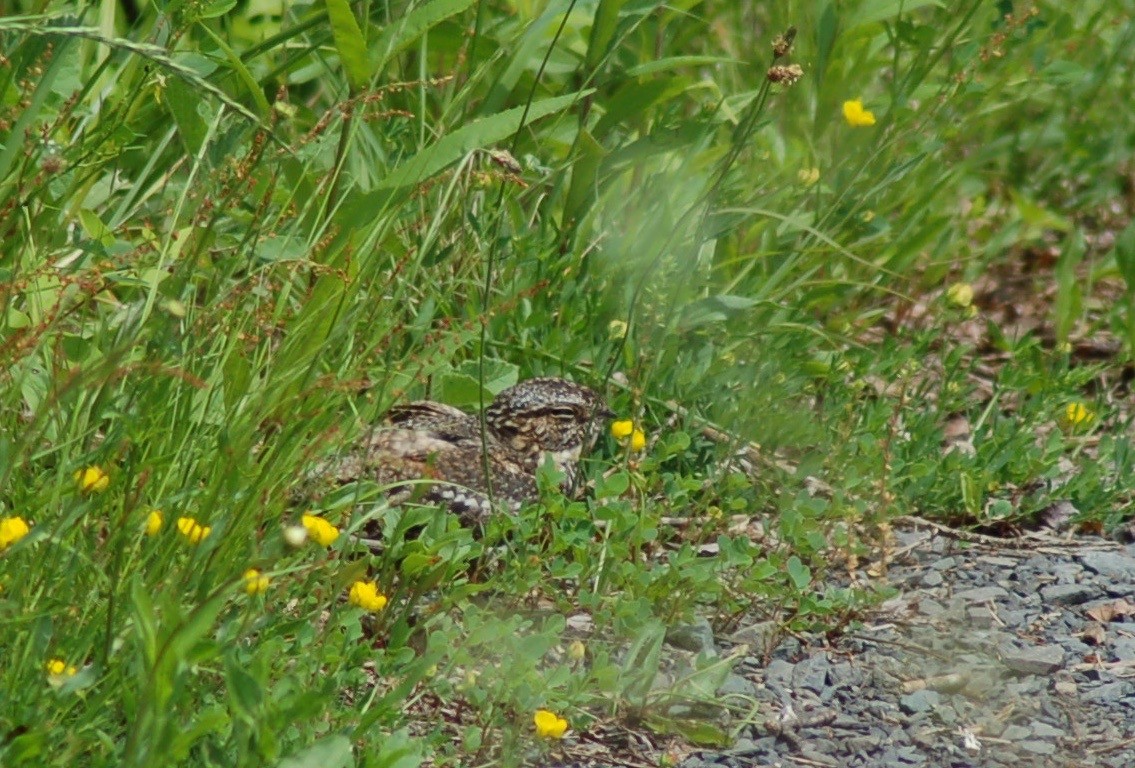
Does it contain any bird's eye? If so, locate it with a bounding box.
[547,406,579,420]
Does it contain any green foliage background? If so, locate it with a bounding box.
[2,0,1134,765]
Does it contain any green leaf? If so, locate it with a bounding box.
[164,78,209,156]
[1112,220,1135,292]
[641,714,731,747]
[679,295,758,329]
[596,471,630,498]
[372,0,477,72]
[785,556,811,590]
[563,129,605,224]
[277,735,353,768]
[325,0,371,92]
[585,0,627,71]
[224,654,263,722]
[376,91,590,192]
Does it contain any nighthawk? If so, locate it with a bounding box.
[315,377,612,524]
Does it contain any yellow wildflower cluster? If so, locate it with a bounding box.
[243,569,270,596]
[0,517,30,549]
[144,510,163,536]
[842,99,876,127]
[176,516,211,544]
[348,580,388,612]
[46,659,78,678]
[1062,403,1094,429]
[74,466,110,494]
[610,420,647,452]
[302,514,339,547]
[533,709,568,739]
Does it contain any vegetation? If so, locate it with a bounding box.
[2,0,1133,765]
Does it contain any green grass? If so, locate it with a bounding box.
[3,1,1135,765]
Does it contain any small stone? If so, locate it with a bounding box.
[1001,724,1031,740]
[1000,644,1065,675]
[798,747,840,766]
[921,570,944,587]
[955,586,1010,603]
[916,598,948,617]
[899,689,941,714]
[1019,740,1057,755]
[1112,637,1135,662]
[931,556,958,571]
[979,555,1020,568]
[727,620,778,650]
[1028,721,1065,738]
[1084,681,1127,704]
[1039,583,1096,605]
[666,618,717,656]
[718,673,758,698]
[967,606,995,628]
[1081,551,1135,579]
[794,653,831,694]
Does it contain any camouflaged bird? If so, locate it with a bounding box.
[320,377,612,524]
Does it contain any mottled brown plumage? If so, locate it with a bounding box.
[320,377,612,524]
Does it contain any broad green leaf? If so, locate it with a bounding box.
[325,0,370,91]
[845,0,943,29]
[679,295,758,329]
[585,0,627,71]
[624,55,736,78]
[641,714,731,747]
[224,655,263,722]
[1111,220,1135,291]
[277,735,353,768]
[339,91,590,228]
[594,76,691,138]
[164,77,209,155]
[785,556,811,590]
[564,129,605,225]
[197,23,271,116]
[372,0,477,72]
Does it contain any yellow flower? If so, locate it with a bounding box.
[74,466,110,494]
[301,514,339,547]
[46,659,77,678]
[0,517,31,549]
[946,282,974,308]
[610,420,634,439]
[243,569,269,596]
[176,516,211,544]
[348,580,388,612]
[798,167,820,186]
[567,640,586,662]
[144,510,163,536]
[630,429,647,452]
[1062,403,1094,428]
[533,709,568,739]
[842,99,876,127]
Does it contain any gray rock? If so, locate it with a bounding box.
[899,689,941,714]
[1039,583,1097,605]
[1084,681,1128,704]
[717,673,758,699]
[1001,724,1031,740]
[920,570,944,587]
[1019,740,1057,755]
[1028,720,1065,738]
[955,586,1010,603]
[1000,644,1065,675]
[666,618,717,656]
[1112,637,1135,662]
[794,653,831,694]
[1081,551,1135,578]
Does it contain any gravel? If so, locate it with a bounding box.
[676,531,1135,768]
